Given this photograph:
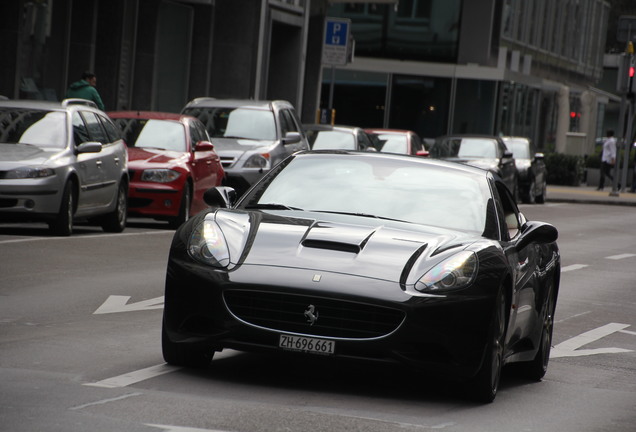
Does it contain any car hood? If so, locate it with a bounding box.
[210,137,277,153]
[127,147,187,166]
[0,144,62,165]
[210,209,473,285]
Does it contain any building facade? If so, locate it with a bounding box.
[322,0,613,154]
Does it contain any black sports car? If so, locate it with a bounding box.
[162,151,560,402]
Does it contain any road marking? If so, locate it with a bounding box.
[146,425,231,432]
[620,329,636,336]
[551,323,633,358]
[94,295,164,314]
[69,392,142,410]
[556,310,591,323]
[561,264,589,272]
[85,363,180,388]
[606,253,636,260]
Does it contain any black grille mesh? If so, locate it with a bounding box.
[223,290,404,339]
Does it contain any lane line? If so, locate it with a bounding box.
[561,264,589,272]
[0,230,172,245]
[84,363,181,388]
[69,392,143,410]
[606,253,636,260]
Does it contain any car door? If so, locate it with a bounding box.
[495,180,543,349]
[188,119,220,205]
[81,111,123,209]
[71,111,104,211]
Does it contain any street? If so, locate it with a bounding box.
[0,203,635,432]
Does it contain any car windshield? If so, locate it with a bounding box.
[307,130,356,150]
[377,134,408,153]
[247,155,488,234]
[432,138,497,158]
[0,109,67,148]
[184,107,276,141]
[115,118,186,151]
[503,139,531,159]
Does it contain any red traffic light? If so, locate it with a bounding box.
[630,66,635,78]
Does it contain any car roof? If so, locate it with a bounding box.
[303,124,361,132]
[183,98,293,111]
[365,128,414,134]
[0,99,102,112]
[107,110,197,122]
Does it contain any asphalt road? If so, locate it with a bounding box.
[0,204,635,432]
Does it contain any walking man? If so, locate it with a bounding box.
[65,71,105,111]
[597,130,617,190]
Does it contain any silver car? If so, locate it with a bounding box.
[181,98,309,196]
[0,99,128,235]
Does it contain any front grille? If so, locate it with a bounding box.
[0,198,18,208]
[223,290,405,340]
[220,156,235,168]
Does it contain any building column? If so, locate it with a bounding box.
[556,85,570,153]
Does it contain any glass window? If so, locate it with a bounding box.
[72,112,90,145]
[0,109,67,148]
[98,114,121,143]
[81,111,108,143]
[308,130,356,150]
[134,119,186,152]
[452,79,497,135]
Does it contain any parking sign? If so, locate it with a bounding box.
[322,18,351,66]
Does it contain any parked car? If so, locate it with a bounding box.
[501,136,547,204]
[181,98,309,196]
[161,150,560,403]
[303,124,376,151]
[429,134,519,201]
[0,99,128,235]
[108,111,224,228]
[365,128,429,157]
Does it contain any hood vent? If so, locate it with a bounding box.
[301,239,361,253]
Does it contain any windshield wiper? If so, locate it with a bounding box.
[245,203,303,211]
[312,210,408,223]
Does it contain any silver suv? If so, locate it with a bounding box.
[0,99,128,235]
[181,98,309,196]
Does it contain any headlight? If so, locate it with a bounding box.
[188,217,230,268]
[243,153,270,169]
[415,251,478,292]
[141,169,180,183]
[4,167,55,179]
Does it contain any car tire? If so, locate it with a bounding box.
[169,183,191,229]
[469,288,507,403]
[161,322,213,368]
[101,181,127,233]
[49,181,74,236]
[519,282,556,381]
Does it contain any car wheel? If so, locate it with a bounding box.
[101,181,127,233]
[520,282,556,381]
[470,288,507,403]
[49,181,74,236]
[161,321,213,367]
[535,179,547,204]
[169,183,191,229]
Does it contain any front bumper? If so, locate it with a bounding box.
[0,176,64,218]
[127,180,183,218]
[163,246,496,379]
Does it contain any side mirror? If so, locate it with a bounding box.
[195,140,214,152]
[76,142,102,154]
[515,220,558,251]
[282,131,302,145]
[503,150,514,159]
[416,150,430,157]
[204,186,237,208]
[534,152,545,160]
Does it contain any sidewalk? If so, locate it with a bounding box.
[546,185,636,206]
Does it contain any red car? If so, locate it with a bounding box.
[365,128,429,157]
[108,111,224,227]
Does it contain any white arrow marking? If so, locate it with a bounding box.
[146,425,230,432]
[606,253,636,260]
[561,264,589,273]
[93,295,164,314]
[551,323,633,358]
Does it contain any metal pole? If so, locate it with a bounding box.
[611,96,627,196]
[621,101,634,191]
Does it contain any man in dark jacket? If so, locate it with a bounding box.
[65,71,105,110]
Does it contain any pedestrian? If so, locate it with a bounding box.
[65,71,105,111]
[597,130,616,191]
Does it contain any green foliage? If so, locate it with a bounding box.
[545,153,585,186]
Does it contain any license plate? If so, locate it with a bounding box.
[278,334,335,355]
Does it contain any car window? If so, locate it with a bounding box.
[280,109,300,136]
[0,108,67,148]
[308,130,356,150]
[249,156,489,234]
[72,111,91,145]
[378,134,408,153]
[81,111,108,143]
[494,181,521,239]
[98,114,121,143]
[189,123,204,148]
[184,107,277,141]
[504,138,531,159]
[357,132,373,150]
[134,119,186,151]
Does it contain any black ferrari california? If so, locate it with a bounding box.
[162,150,560,402]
